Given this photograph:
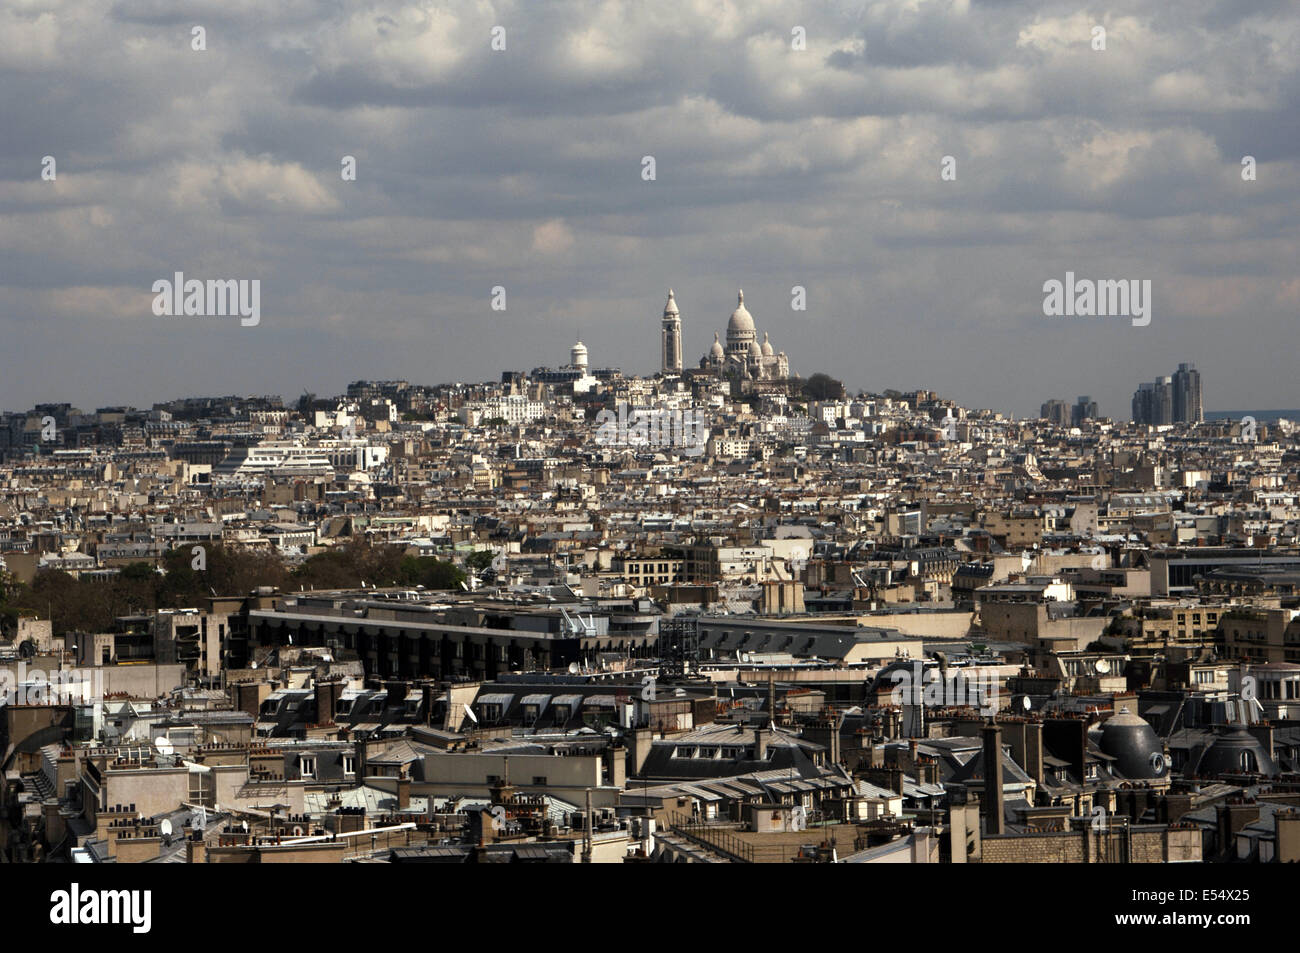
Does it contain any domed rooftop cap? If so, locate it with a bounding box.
[663,289,678,315]
[1099,707,1166,780]
[710,332,724,358]
[728,290,755,333]
[761,331,774,357]
[1195,727,1277,777]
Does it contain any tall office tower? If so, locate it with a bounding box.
[1172,362,1203,424]
[1154,376,1174,425]
[661,289,683,375]
[1040,399,1069,427]
[1072,395,1098,426]
[1133,382,1154,424]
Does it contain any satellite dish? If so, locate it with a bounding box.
[568,662,581,674]
[1021,696,1032,711]
[160,819,173,837]
[1095,659,1111,674]
[154,737,175,756]
[463,703,479,724]
[241,820,249,833]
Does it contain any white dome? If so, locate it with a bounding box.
[749,339,762,359]
[761,332,774,357]
[570,340,588,368]
[709,332,724,358]
[727,290,755,334]
[663,289,679,316]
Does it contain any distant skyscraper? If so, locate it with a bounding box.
[1133,363,1203,425]
[1072,395,1098,426]
[661,290,683,375]
[1040,399,1069,427]
[1172,362,1203,424]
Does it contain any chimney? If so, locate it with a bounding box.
[396,775,411,811]
[1025,720,1043,784]
[356,737,368,780]
[386,680,408,706]
[314,677,343,726]
[982,723,1004,836]
[754,726,768,762]
[421,683,436,725]
[1002,719,1044,784]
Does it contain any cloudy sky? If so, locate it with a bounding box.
[1,0,1297,419]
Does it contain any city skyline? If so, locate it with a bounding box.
[2,1,1298,415]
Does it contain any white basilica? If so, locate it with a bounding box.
[685,289,791,382]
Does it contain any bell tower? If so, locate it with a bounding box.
[661,289,683,375]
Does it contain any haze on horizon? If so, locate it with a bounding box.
[1,0,1297,420]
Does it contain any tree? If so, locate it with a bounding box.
[803,373,845,401]
[397,556,466,590]
[465,550,495,572]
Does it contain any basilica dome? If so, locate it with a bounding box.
[727,290,755,335]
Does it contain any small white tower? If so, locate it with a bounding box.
[570,339,589,371]
[661,289,683,375]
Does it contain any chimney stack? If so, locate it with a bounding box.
[982,723,1004,836]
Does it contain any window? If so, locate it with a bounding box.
[188,771,214,807]
[342,755,355,777]
[532,776,548,786]
[299,756,316,779]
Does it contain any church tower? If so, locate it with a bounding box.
[661,289,683,375]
